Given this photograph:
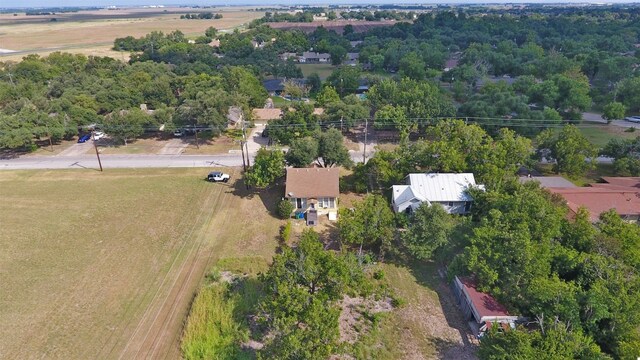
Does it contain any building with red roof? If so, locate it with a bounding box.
[548,177,640,222]
[453,276,518,324]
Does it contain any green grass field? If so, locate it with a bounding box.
[297,63,336,79]
[578,124,638,147]
[0,168,282,359]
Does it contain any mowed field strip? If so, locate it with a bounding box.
[0,168,281,359]
[0,8,263,61]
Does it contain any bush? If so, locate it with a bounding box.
[373,269,385,280]
[280,220,291,243]
[277,199,294,219]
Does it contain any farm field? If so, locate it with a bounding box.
[0,8,263,61]
[0,167,281,359]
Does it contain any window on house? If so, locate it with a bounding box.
[329,198,335,208]
[448,201,454,207]
[296,198,302,209]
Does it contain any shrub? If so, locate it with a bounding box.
[373,269,385,280]
[280,220,291,243]
[277,199,294,219]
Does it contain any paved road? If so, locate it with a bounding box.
[0,151,369,170]
[0,154,248,170]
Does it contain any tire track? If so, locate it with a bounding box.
[92,176,213,359]
[118,170,234,359]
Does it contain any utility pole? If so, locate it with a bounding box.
[340,116,343,133]
[242,115,250,167]
[194,127,200,149]
[363,117,368,163]
[240,139,247,172]
[241,115,250,190]
[92,131,103,172]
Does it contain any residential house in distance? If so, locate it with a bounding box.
[345,52,360,66]
[548,177,640,222]
[519,175,577,188]
[285,167,340,226]
[262,78,307,96]
[299,51,331,63]
[391,173,483,214]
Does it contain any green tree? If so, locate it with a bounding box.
[326,66,361,97]
[399,52,426,80]
[315,128,352,168]
[322,94,368,130]
[103,108,147,145]
[602,101,626,123]
[306,73,322,94]
[402,203,454,260]
[338,194,395,255]
[245,148,285,188]
[258,229,366,359]
[315,86,340,107]
[536,125,596,178]
[277,199,295,219]
[329,45,347,66]
[285,137,318,167]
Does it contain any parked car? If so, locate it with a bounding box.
[78,134,91,143]
[173,129,184,137]
[625,116,640,123]
[207,171,230,182]
[93,131,105,140]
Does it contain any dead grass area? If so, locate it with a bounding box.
[0,9,262,59]
[349,262,478,359]
[93,137,169,154]
[375,143,400,152]
[344,137,362,152]
[339,295,393,344]
[0,167,282,359]
[181,135,239,155]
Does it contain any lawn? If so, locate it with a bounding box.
[0,167,282,359]
[576,123,638,147]
[297,63,336,79]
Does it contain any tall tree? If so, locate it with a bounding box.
[402,203,454,260]
[338,194,395,255]
[245,148,285,188]
[315,128,352,168]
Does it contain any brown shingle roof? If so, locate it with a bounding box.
[252,108,282,121]
[285,167,340,199]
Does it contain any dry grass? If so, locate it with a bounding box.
[351,263,478,359]
[181,135,239,155]
[0,167,282,359]
[0,8,262,60]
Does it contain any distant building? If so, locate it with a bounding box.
[519,176,577,188]
[391,173,483,214]
[299,51,331,63]
[549,177,640,222]
[262,78,307,96]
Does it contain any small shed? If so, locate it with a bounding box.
[452,276,518,324]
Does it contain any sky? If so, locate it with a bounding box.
[3,0,639,8]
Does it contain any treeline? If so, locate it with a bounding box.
[354,8,640,114]
[113,28,303,79]
[180,12,222,20]
[0,52,267,149]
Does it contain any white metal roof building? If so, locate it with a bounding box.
[391,173,482,214]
